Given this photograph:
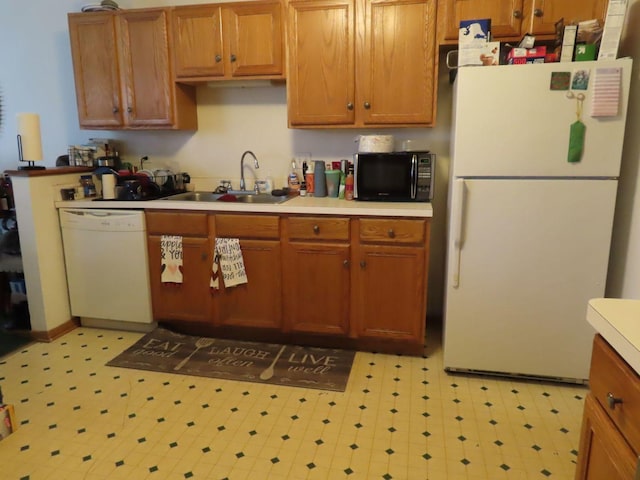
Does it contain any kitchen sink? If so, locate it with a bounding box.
[162,191,291,204]
[162,191,223,202]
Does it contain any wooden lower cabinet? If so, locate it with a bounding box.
[575,335,640,479]
[146,211,212,322]
[283,216,351,336]
[353,244,426,342]
[145,210,430,354]
[575,394,638,479]
[352,218,429,348]
[212,214,282,329]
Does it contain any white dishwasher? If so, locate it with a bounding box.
[60,208,155,331]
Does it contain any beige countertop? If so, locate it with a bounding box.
[587,298,640,375]
[56,195,433,218]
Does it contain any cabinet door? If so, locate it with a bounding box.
[283,243,350,335]
[216,240,282,329]
[575,394,638,479]
[528,0,609,37]
[224,1,284,77]
[68,13,123,128]
[354,244,426,341]
[118,9,174,127]
[172,5,224,78]
[287,0,355,126]
[148,235,213,323]
[359,0,437,126]
[439,0,524,42]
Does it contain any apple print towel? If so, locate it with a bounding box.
[161,235,183,284]
[211,238,247,289]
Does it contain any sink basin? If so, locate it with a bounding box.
[162,191,223,202]
[218,193,290,204]
[162,191,291,204]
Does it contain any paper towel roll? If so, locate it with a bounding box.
[17,113,43,161]
[101,173,116,200]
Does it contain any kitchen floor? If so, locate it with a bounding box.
[0,323,587,480]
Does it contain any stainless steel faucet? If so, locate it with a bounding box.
[240,150,260,191]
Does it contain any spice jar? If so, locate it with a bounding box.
[80,175,97,198]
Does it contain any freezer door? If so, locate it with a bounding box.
[451,59,632,178]
[443,178,617,380]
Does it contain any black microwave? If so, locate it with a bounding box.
[354,151,434,202]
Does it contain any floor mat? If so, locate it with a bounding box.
[106,327,356,392]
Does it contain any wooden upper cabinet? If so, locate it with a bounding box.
[68,9,197,130]
[439,0,524,43]
[118,9,174,127]
[225,2,284,77]
[528,0,609,37]
[438,0,609,44]
[68,13,123,128]
[172,1,284,81]
[172,5,225,78]
[287,0,355,126]
[359,0,437,126]
[288,0,437,128]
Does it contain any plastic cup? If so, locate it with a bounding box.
[325,170,341,198]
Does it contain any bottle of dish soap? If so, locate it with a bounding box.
[287,159,300,192]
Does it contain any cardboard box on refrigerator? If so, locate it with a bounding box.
[507,46,547,64]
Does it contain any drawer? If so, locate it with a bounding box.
[359,218,426,244]
[287,217,350,241]
[146,211,208,236]
[215,214,279,239]
[590,334,640,452]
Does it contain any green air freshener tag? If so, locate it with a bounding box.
[568,120,586,163]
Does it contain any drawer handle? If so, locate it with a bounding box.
[343,259,349,267]
[388,229,395,238]
[359,260,366,269]
[313,225,320,234]
[607,392,623,410]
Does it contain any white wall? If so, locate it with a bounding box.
[0,0,453,319]
[608,0,640,299]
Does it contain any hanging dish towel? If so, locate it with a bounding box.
[211,238,247,289]
[161,235,183,284]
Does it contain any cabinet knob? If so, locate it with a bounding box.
[513,9,522,19]
[359,260,366,269]
[201,252,207,261]
[127,107,132,113]
[230,54,237,62]
[313,225,319,234]
[534,8,543,17]
[343,259,349,267]
[387,229,395,239]
[112,106,119,114]
[347,102,354,111]
[607,392,623,410]
[364,102,371,109]
[215,54,222,63]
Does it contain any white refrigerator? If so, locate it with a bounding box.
[443,58,633,383]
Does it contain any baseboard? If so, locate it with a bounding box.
[31,317,80,342]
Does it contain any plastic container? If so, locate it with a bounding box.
[325,170,341,198]
[313,161,326,197]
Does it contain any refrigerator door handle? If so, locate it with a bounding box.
[451,178,465,288]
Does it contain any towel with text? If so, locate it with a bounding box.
[161,235,183,284]
[211,238,247,289]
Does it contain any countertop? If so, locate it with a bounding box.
[55,195,434,218]
[587,298,640,375]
